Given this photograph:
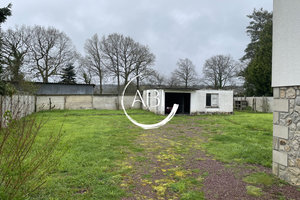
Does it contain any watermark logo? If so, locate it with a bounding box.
[121,74,178,129]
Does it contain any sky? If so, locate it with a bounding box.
[1,0,273,78]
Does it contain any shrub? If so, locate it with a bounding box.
[0,111,62,199]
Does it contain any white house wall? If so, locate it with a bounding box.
[142,89,165,115]
[190,90,233,113]
[143,89,233,115]
[272,0,300,87]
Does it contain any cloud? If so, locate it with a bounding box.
[1,0,273,78]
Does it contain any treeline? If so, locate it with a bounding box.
[0,4,273,96]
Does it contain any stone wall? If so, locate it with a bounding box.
[273,87,300,186]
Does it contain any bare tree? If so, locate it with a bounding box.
[142,69,165,87]
[84,34,106,93]
[101,33,155,93]
[78,59,92,84]
[173,58,198,88]
[101,33,122,93]
[150,70,165,87]
[132,45,155,90]
[167,73,180,87]
[28,26,75,83]
[202,55,238,89]
[1,26,31,81]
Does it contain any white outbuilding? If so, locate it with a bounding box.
[142,88,233,115]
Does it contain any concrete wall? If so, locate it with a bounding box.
[94,95,141,110]
[36,96,65,111]
[234,97,273,113]
[93,96,118,110]
[272,0,300,87]
[36,95,141,111]
[0,95,35,124]
[65,96,93,109]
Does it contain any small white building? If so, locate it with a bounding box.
[142,88,233,115]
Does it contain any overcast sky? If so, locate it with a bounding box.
[1,0,272,78]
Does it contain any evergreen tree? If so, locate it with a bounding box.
[0,3,11,24]
[241,8,273,96]
[60,64,76,84]
[0,4,12,95]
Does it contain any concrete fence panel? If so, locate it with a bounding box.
[65,95,93,110]
[234,96,274,113]
[93,96,118,110]
[0,95,35,125]
[121,95,141,109]
[36,96,65,111]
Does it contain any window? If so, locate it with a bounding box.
[206,93,219,107]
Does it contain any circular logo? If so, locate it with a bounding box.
[121,74,179,129]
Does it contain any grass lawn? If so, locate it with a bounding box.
[30,109,165,200]
[27,110,279,199]
[198,112,273,167]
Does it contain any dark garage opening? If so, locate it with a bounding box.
[165,92,190,114]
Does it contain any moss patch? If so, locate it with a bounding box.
[243,172,275,186]
[246,185,263,197]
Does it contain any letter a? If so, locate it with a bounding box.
[132,90,147,108]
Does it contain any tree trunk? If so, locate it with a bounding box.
[116,73,120,110]
[99,75,103,95]
[117,74,120,94]
[136,76,140,91]
[43,76,48,83]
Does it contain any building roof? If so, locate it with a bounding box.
[149,87,198,91]
[34,82,95,87]
[146,87,233,92]
[34,82,95,95]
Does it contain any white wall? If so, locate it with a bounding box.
[142,89,165,115]
[272,0,300,87]
[190,90,233,113]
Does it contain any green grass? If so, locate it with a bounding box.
[246,185,263,197]
[198,112,273,167]
[29,109,165,200]
[181,191,205,200]
[169,177,204,199]
[243,172,275,186]
[27,110,273,199]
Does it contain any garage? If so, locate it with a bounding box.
[143,88,233,115]
[165,92,191,114]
